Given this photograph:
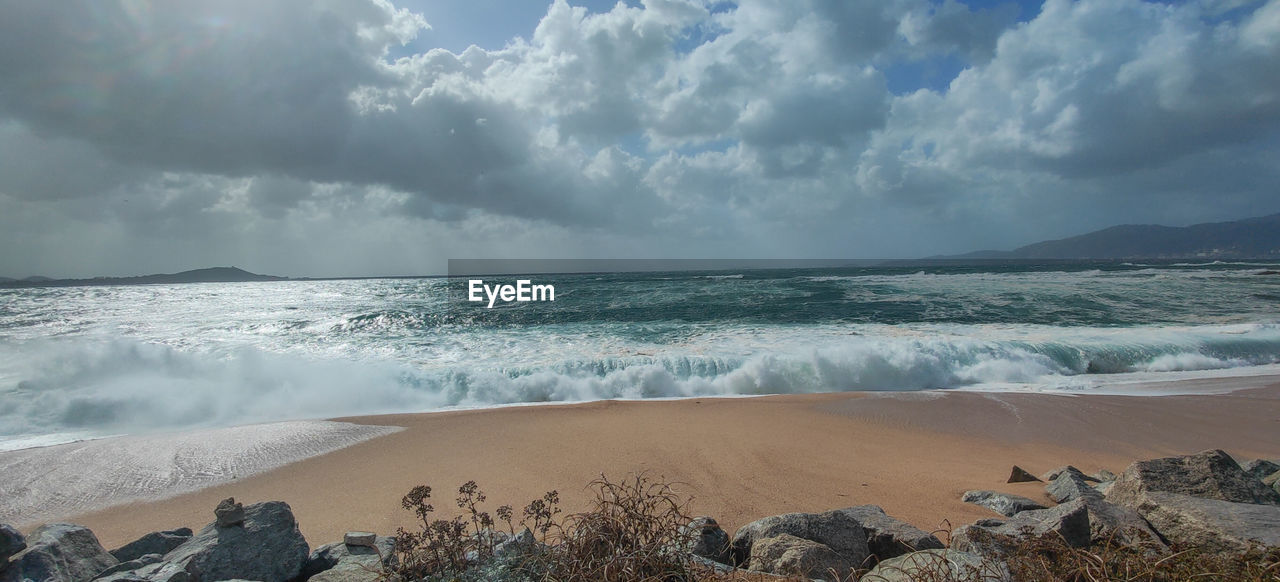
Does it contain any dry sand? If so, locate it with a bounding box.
[47,379,1280,549]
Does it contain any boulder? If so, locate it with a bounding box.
[1107,449,1280,507]
[110,529,193,563]
[342,532,376,548]
[89,560,189,582]
[93,554,165,578]
[951,498,1091,558]
[492,528,538,559]
[859,549,1010,582]
[730,509,869,570]
[161,501,308,582]
[1040,466,1099,483]
[1046,471,1104,504]
[1241,459,1280,481]
[0,524,26,564]
[961,490,1046,517]
[1077,498,1166,551]
[300,534,395,579]
[214,498,246,528]
[745,534,854,580]
[1006,466,1040,483]
[832,506,943,561]
[1265,471,1280,495]
[1121,490,1280,555]
[1093,469,1117,482]
[1,524,117,582]
[684,517,731,564]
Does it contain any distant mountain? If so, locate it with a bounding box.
[0,267,287,288]
[947,213,1280,260]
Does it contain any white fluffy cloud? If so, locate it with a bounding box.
[1,0,1278,276]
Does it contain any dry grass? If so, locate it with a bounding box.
[386,476,1280,582]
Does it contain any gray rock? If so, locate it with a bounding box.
[1039,465,1099,483]
[832,506,943,561]
[684,517,731,564]
[860,549,1011,582]
[301,535,396,579]
[162,501,308,582]
[93,554,164,578]
[492,528,537,559]
[1,524,26,564]
[308,557,382,582]
[961,490,1047,517]
[730,509,870,570]
[1006,466,1040,483]
[1095,480,1115,497]
[110,529,192,563]
[1122,490,1280,555]
[746,534,854,580]
[343,531,376,548]
[89,560,190,582]
[1108,449,1280,507]
[951,498,1091,558]
[1,524,118,582]
[1078,498,1166,551]
[1265,471,1280,495]
[214,498,246,528]
[1093,469,1117,482]
[1046,471,1104,504]
[1241,459,1280,481]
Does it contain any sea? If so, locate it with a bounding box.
[3,260,1280,452]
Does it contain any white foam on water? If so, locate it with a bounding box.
[0,420,401,525]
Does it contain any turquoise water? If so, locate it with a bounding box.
[2,260,1279,448]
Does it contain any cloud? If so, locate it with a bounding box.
[0,0,1278,276]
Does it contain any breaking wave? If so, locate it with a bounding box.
[4,322,1280,446]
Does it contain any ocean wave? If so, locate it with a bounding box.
[4,323,1280,447]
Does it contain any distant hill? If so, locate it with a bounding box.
[947,213,1280,260]
[0,267,287,288]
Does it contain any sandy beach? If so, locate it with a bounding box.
[18,375,1270,551]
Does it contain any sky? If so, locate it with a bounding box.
[1,0,1278,277]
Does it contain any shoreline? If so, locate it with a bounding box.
[12,375,1276,550]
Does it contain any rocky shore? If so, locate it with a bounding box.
[4,449,1279,582]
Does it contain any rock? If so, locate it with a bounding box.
[961,490,1047,517]
[1107,449,1280,507]
[0,524,26,564]
[684,517,731,564]
[1125,491,1280,555]
[746,534,854,580]
[860,549,1010,582]
[730,509,869,570]
[214,498,246,528]
[833,506,943,561]
[90,560,190,582]
[1046,471,1104,504]
[343,531,376,548]
[308,558,382,582]
[1006,466,1040,483]
[1265,471,1280,495]
[492,527,537,559]
[1095,480,1115,497]
[162,501,308,582]
[93,553,165,578]
[1,523,118,582]
[301,535,396,579]
[1039,465,1099,483]
[1241,459,1280,481]
[1093,469,1117,482]
[1078,498,1166,551]
[110,528,193,563]
[951,498,1091,558]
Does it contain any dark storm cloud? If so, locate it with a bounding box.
[0,0,1278,277]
